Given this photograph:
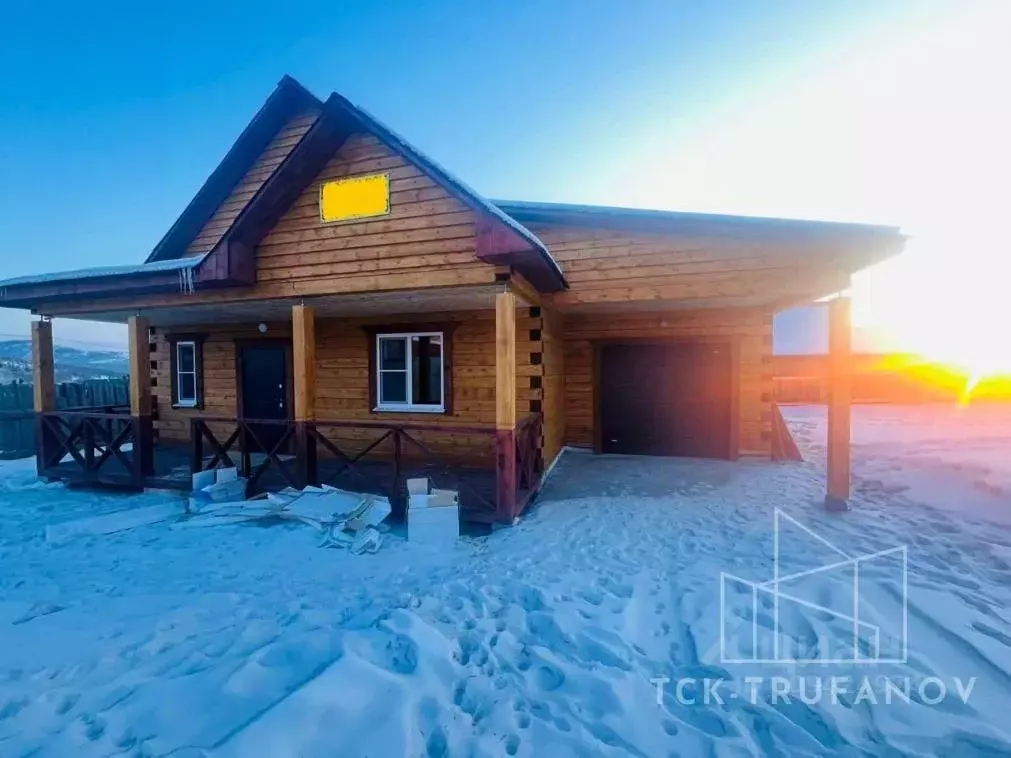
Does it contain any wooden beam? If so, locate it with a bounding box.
[495,291,517,520]
[292,304,317,421]
[496,291,517,429]
[31,320,55,412]
[826,296,852,508]
[128,315,151,417]
[127,315,154,479]
[508,270,541,307]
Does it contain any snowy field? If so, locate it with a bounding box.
[0,404,1010,756]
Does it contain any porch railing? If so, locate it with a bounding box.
[34,407,545,522]
[190,417,298,491]
[189,414,544,523]
[516,412,544,496]
[37,408,151,485]
[190,416,506,521]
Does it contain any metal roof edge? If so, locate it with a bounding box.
[0,254,208,290]
[492,199,904,238]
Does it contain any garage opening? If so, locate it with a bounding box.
[598,342,733,459]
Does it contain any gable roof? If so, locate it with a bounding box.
[146,76,320,263]
[148,77,567,291]
[214,91,566,292]
[0,76,571,307]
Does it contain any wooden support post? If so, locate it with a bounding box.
[127,315,154,479]
[291,304,317,487]
[32,320,56,412]
[32,320,57,476]
[292,304,316,422]
[128,315,151,417]
[496,291,518,521]
[826,296,852,510]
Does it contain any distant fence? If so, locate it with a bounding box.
[771,354,1004,405]
[774,373,964,405]
[0,378,129,459]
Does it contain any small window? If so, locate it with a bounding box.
[175,341,198,407]
[376,332,444,412]
[168,334,205,409]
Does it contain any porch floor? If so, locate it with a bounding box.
[49,441,505,522]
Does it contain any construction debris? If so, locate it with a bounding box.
[178,480,394,554]
[178,472,461,552]
[189,467,247,511]
[407,479,460,545]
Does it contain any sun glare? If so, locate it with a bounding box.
[854,234,1011,385]
[853,231,1011,404]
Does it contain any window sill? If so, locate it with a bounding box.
[173,402,199,410]
[374,405,445,414]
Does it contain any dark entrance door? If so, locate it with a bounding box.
[599,342,732,459]
[238,343,290,452]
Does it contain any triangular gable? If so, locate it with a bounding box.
[256,131,488,288]
[216,88,567,292]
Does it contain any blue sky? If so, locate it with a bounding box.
[1,0,1005,356]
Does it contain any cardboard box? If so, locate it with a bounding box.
[406,477,430,495]
[408,502,459,544]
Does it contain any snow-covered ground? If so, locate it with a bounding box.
[1,405,1010,757]
[785,403,1011,526]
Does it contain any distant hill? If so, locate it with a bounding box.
[0,340,127,384]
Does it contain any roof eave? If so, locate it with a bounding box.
[493,199,904,238]
[0,245,253,312]
[0,271,192,312]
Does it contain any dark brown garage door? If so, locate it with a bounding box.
[599,342,732,459]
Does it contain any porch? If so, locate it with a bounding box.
[29,284,547,524]
[36,411,544,523]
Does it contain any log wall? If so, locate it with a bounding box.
[253,133,494,295]
[151,310,502,461]
[531,222,848,308]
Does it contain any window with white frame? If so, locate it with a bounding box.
[175,340,198,407]
[376,332,444,411]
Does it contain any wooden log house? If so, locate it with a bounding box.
[0,76,904,521]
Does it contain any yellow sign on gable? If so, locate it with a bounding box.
[319,173,391,223]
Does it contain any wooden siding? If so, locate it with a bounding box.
[152,310,500,461]
[562,308,773,457]
[530,222,848,307]
[185,108,321,256]
[254,133,492,293]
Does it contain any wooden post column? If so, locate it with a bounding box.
[31,319,56,476]
[826,296,852,510]
[128,315,154,480]
[496,291,518,521]
[292,303,318,488]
